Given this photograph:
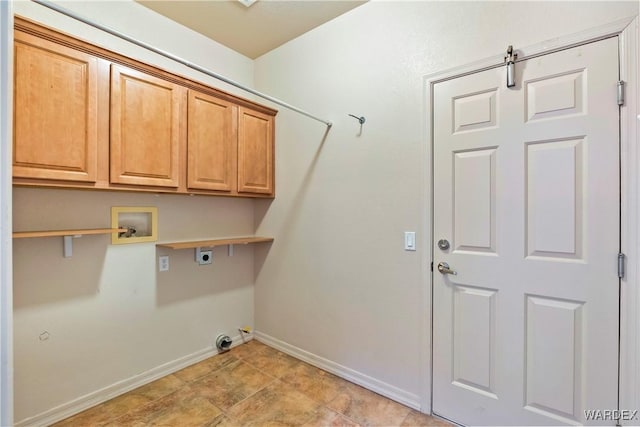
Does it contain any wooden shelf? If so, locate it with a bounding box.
[156,236,274,250]
[13,228,126,239]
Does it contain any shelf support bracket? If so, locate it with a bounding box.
[228,244,234,257]
[63,235,82,258]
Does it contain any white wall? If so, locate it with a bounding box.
[253,0,640,410]
[0,1,13,425]
[12,1,259,423]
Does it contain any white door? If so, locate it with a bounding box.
[432,37,620,426]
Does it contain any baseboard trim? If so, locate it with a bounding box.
[253,331,421,411]
[15,333,252,427]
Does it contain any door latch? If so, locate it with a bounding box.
[437,262,457,275]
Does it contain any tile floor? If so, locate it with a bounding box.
[54,340,452,426]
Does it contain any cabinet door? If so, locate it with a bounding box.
[13,32,98,182]
[187,91,236,192]
[237,107,274,195]
[110,64,185,188]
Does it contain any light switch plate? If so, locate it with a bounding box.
[404,232,416,251]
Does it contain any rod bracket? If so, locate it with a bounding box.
[348,114,366,125]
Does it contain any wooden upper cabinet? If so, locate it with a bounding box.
[237,107,274,195]
[13,32,99,182]
[13,18,277,198]
[187,90,236,192]
[110,64,185,188]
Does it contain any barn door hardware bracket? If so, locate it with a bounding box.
[619,253,626,279]
[504,45,518,88]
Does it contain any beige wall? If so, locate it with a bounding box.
[10,0,640,423]
[253,0,640,411]
[14,189,256,422]
[12,0,258,423]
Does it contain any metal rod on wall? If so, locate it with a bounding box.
[31,0,333,129]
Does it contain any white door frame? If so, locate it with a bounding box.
[0,0,14,425]
[422,16,639,422]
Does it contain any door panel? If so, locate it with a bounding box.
[452,285,497,397]
[110,64,185,188]
[187,90,236,192]
[453,148,497,253]
[433,37,619,426]
[525,70,585,122]
[13,32,98,182]
[525,295,583,419]
[454,89,498,133]
[237,107,274,195]
[526,138,583,259]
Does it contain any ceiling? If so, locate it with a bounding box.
[136,0,367,59]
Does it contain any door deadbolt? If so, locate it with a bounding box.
[437,239,450,250]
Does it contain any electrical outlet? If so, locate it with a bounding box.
[159,255,169,272]
[200,250,212,265]
[195,248,213,265]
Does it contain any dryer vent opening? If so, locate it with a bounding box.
[216,334,232,352]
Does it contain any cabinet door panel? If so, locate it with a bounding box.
[13,33,98,182]
[110,65,184,188]
[238,107,274,195]
[187,91,236,192]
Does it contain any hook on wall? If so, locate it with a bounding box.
[348,114,366,125]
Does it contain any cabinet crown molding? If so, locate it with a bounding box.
[13,16,278,117]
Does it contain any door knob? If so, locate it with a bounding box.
[437,262,457,275]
